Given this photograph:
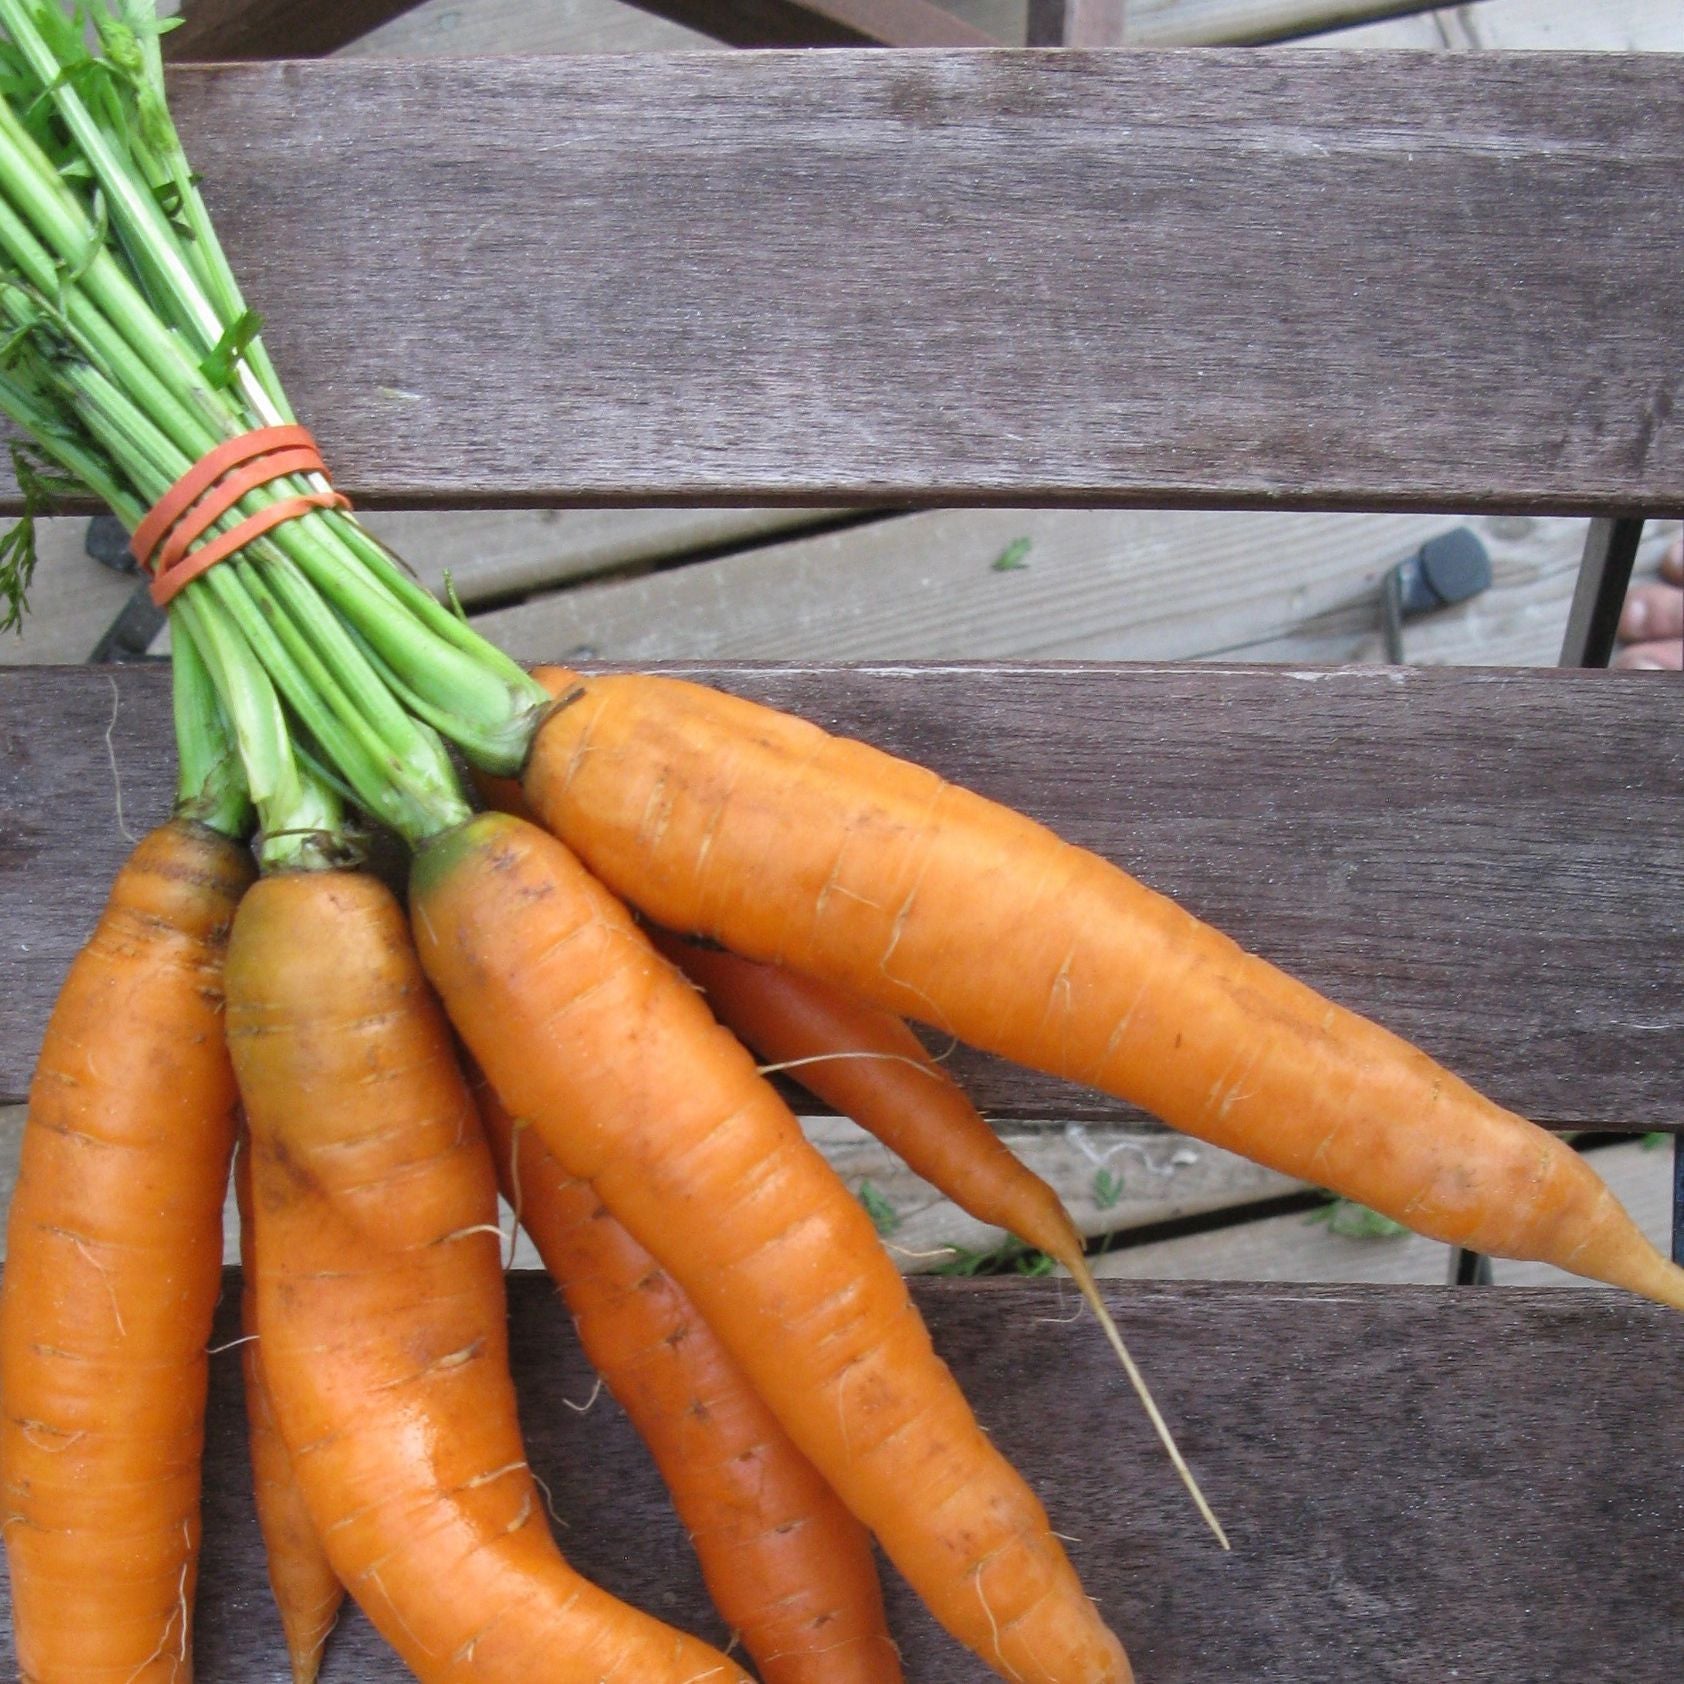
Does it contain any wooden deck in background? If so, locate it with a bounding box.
[8,0,1681,1286]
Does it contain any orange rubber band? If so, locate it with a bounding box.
[132,425,351,607]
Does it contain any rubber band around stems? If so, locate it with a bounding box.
[131,425,350,607]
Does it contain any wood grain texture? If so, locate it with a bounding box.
[0,1273,1676,1679]
[3,664,1679,1126]
[4,51,1678,514]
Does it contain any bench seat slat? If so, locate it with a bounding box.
[0,1274,1675,1679]
[2,51,1679,514]
[2,663,1677,1126]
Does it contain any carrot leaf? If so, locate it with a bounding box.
[857,1182,901,1237]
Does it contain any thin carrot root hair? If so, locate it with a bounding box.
[1055,1249,1230,1551]
[755,1050,945,1082]
[503,1115,530,1272]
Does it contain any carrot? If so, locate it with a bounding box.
[518,670,1684,1311]
[648,927,1090,1262]
[475,1075,904,1684]
[0,818,253,1684]
[234,1140,343,1684]
[647,928,1227,1542]
[228,869,755,1684]
[412,812,1135,1684]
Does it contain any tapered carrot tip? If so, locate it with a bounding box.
[1648,1263,1684,1314]
[1577,1223,1684,1312]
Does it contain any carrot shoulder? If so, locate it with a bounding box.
[522,671,1684,1310]
[0,819,253,1684]
[412,813,1134,1684]
[228,869,753,1684]
[477,1080,904,1684]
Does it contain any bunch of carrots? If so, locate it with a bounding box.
[2,7,1680,1682]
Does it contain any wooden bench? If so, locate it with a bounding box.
[2,46,1680,1680]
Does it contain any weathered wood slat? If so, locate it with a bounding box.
[0,1274,1676,1678]
[5,52,1679,514]
[3,664,1679,1127]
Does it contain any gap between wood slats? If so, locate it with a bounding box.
[467,511,1681,670]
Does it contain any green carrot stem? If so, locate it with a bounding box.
[0,1,548,818]
[170,610,253,837]
[170,589,347,871]
[0,0,270,411]
[109,0,297,424]
[0,98,232,438]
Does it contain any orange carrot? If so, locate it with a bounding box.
[476,1078,904,1684]
[647,928,1083,1262]
[0,819,253,1684]
[648,928,1226,1543]
[229,869,754,1684]
[518,669,1684,1310]
[412,813,1135,1684]
[234,1140,343,1684]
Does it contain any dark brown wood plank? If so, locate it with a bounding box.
[5,52,1679,513]
[621,0,1000,48]
[167,0,428,59]
[0,1274,1677,1678]
[2,663,1679,1127]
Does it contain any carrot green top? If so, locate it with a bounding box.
[0,0,550,860]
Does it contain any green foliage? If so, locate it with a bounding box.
[0,437,82,631]
[1091,1167,1123,1210]
[857,1181,900,1237]
[1306,1197,1410,1240]
[199,306,263,390]
[933,1238,1056,1278]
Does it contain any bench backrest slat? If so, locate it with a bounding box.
[4,52,1677,514]
[3,664,1677,1126]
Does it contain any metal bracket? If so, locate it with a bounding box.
[1674,1136,1682,1267]
[85,514,166,663]
[1560,517,1644,668]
